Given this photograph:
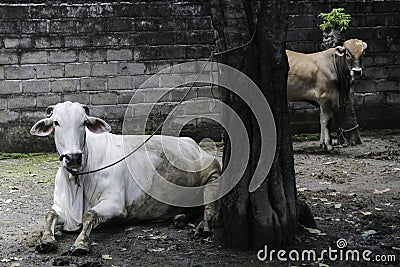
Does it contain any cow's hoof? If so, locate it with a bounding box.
[194,221,211,238]
[173,214,187,229]
[36,237,58,253]
[69,242,90,255]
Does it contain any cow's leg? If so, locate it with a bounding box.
[195,171,219,237]
[319,103,333,151]
[36,209,61,253]
[70,202,126,255]
[69,210,101,255]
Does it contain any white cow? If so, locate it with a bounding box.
[31,101,221,254]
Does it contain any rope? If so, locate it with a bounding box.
[72,54,214,176]
[70,26,258,177]
[338,124,359,144]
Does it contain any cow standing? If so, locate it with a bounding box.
[31,101,221,254]
[287,39,367,151]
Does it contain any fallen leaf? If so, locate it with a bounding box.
[297,187,308,192]
[303,226,321,234]
[392,247,400,251]
[361,230,377,237]
[322,161,336,165]
[147,248,165,252]
[373,188,391,194]
[102,255,112,260]
[4,199,13,204]
[149,235,168,240]
[334,204,342,209]
[375,207,383,211]
[360,211,372,216]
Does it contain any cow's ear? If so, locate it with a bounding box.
[85,116,111,134]
[334,46,346,56]
[30,118,54,136]
[362,42,368,51]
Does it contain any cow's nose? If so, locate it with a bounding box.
[62,152,83,167]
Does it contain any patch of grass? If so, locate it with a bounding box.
[0,153,49,160]
[0,153,59,187]
[292,133,320,142]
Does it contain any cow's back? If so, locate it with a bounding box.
[286,49,338,104]
[85,132,219,221]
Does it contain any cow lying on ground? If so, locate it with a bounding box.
[31,101,221,254]
[286,39,367,151]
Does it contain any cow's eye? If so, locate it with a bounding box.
[53,121,60,126]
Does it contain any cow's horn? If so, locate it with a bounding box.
[83,105,90,115]
[334,46,345,57]
[46,106,54,118]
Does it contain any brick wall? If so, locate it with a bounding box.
[287,0,400,132]
[0,0,217,152]
[0,0,399,152]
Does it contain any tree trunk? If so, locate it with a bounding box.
[211,0,312,250]
[321,29,362,145]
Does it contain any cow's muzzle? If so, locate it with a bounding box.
[60,152,83,168]
[351,67,363,76]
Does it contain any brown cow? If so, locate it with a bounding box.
[287,39,367,151]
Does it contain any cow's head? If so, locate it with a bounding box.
[335,39,367,78]
[31,102,111,171]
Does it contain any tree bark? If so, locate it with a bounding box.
[211,0,308,250]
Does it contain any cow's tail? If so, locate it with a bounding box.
[334,52,351,108]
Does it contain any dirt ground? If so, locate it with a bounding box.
[0,130,399,267]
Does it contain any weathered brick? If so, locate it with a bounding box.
[22,79,49,94]
[107,49,132,61]
[375,80,398,92]
[118,91,138,104]
[0,97,7,110]
[108,76,133,90]
[135,75,158,89]
[0,67,4,80]
[65,63,92,77]
[0,81,21,95]
[4,38,32,49]
[79,50,107,62]
[387,92,400,105]
[63,93,90,104]
[5,66,36,80]
[7,95,36,109]
[363,92,386,106]
[81,77,107,91]
[50,79,79,93]
[49,50,77,63]
[34,37,62,49]
[65,36,89,48]
[36,94,63,108]
[91,63,119,76]
[0,53,18,65]
[90,92,118,105]
[119,63,146,76]
[50,20,78,34]
[160,74,186,88]
[0,110,19,123]
[21,52,48,64]
[36,64,64,79]
[105,105,127,119]
[20,20,48,34]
